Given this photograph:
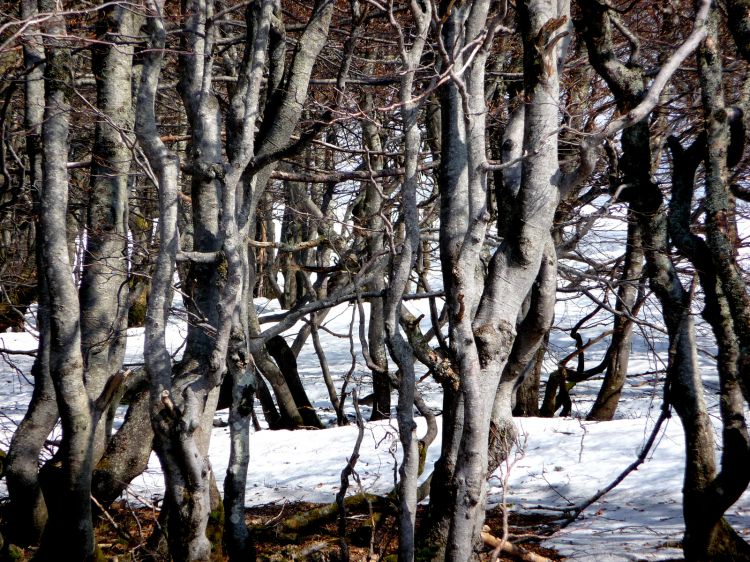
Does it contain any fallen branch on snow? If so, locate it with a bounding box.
[481,526,552,562]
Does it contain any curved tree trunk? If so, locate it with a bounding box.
[513,338,546,417]
[91,382,153,508]
[5,0,56,546]
[380,5,431,559]
[137,4,211,559]
[427,3,570,560]
[490,237,556,472]
[577,2,750,557]
[6,267,57,546]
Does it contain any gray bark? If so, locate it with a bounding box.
[92,380,153,508]
[361,108,390,421]
[679,5,750,556]
[669,130,750,560]
[587,214,644,421]
[311,316,343,424]
[449,2,568,560]
[136,3,210,560]
[79,2,136,463]
[34,3,95,558]
[179,0,223,366]
[239,0,334,430]
[5,0,57,546]
[223,327,255,561]
[381,3,431,560]
[490,236,556,471]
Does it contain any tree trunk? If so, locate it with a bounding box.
[91,381,153,508]
[427,3,570,559]
[577,2,750,557]
[490,237,556,472]
[382,5,431,559]
[587,214,644,421]
[223,327,256,561]
[136,4,211,559]
[266,335,323,428]
[79,2,136,464]
[5,0,57,545]
[34,3,96,558]
[360,101,390,421]
[513,339,546,417]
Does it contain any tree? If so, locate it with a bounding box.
[577,0,750,557]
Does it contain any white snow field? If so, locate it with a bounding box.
[1,295,749,561]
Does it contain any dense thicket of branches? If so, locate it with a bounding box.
[1,0,750,560]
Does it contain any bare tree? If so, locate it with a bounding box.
[577,0,750,557]
[425,1,570,559]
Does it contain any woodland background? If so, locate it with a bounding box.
[1,0,750,561]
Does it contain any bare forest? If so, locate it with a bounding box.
[1,0,750,561]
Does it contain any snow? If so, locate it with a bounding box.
[2,295,750,561]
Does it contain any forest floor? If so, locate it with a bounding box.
[0,499,563,561]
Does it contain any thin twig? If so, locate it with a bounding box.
[336,389,366,562]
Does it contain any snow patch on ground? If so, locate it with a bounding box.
[2,298,750,560]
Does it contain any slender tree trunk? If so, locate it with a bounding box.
[381,4,431,559]
[223,325,255,561]
[360,99,390,421]
[6,261,56,546]
[137,4,211,559]
[34,3,96,558]
[588,214,644,421]
[5,0,57,545]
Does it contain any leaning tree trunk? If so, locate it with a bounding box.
[577,1,750,557]
[91,379,154,507]
[668,130,750,560]
[489,237,556,472]
[677,6,750,557]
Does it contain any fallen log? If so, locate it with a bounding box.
[279,493,383,534]
[278,473,432,534]
[481,526,552,562]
